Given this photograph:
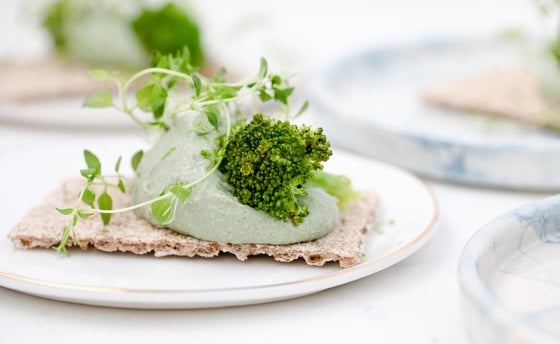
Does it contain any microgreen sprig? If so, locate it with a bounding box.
[56,52,309,252]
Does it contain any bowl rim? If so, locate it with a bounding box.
[457,194,560,343]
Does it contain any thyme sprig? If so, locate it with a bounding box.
[55,51,308,253]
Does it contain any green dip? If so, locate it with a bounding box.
[132,115,339,244]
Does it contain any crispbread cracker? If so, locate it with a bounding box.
[8,179,378,268]
[422,68,560,130]
[0,58,104,103]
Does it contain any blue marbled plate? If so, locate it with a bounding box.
[458,195,560,343]
[308,40,560,191]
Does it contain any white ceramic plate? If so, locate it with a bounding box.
[308,39,560,191]
[0,143,438,309]
[458,195,560,343]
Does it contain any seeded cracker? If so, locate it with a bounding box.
[8,179,378,268]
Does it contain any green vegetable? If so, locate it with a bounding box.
[42,1,204,68]
[98,192,113,225]
[308,171,360,210]
[132,3,204,67]
[55,53,352,252]
[131,150,144,173]
[219,114,332,225]
[151,196,174,224]
[83,91,113,108]
[42,0,70,52]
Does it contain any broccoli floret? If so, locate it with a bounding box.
[132,3,204,67]
[219,114,332,225]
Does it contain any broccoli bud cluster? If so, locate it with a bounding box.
[219,114,332,225]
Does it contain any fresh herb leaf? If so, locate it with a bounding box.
[80,168,98,180]
[192,73,202,97]
[118,178,126,193]
[147,120,170,130]
[136,84,167,116]
[131,150,144,173]
[89,68,112,81]
[97,192,113,225]
[151,196,174,224]
[81,188,95,206]
[170,184,192,203]
[84,150,101,171]
[308,170,360,210]
[56,207,73,215]
[258,89,272,102]
[193,121,214,135]
[205,107,219,130]
[78,211,94,219]
[258,57,268,79]
[114,156,122,173]
[83,92,113,108]
[273,86,294,105]
[294,100,309,118]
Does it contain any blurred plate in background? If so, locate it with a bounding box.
[0,98,136,130]
[309,39,560,191]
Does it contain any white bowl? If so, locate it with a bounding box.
[458,195,560,343]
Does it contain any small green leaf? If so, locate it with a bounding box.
[89,68,111,81]
[205,108,219,130]
[151,196,174,224]
[118,178,126,193]
[80,168,98,180]
[72,214,78,226]
[208,84,241,99]
[136,84,157,112]
[98,192,113,225]
[200,149,213,160]
[192,73,202,97]
[56,207,73,215]
[83,150,101,171]
[115,156,122,173]
[170,185,192,203]
[192,121,213,135]
[273,86,294,105]
[271,75,282,85]
[152,97,166,119]
[78,211,94,219]
[136,83,167,118]
[81,188,95,206]
[294,100,309,118]
[147,120,170,130]
[83,91,113,108]
[131,150,144,173]
[258,89,272,102]
[258,57,268,79]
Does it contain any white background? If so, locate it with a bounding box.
[0,1,551,343]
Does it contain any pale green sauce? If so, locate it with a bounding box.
[133,115,339,244]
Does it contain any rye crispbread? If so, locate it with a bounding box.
[0,58,104,103]
[423,68,560,130]
[8,179,378,268]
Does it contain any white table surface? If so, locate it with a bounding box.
[0,0,550,343]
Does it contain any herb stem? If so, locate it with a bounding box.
[123,67,193,92]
